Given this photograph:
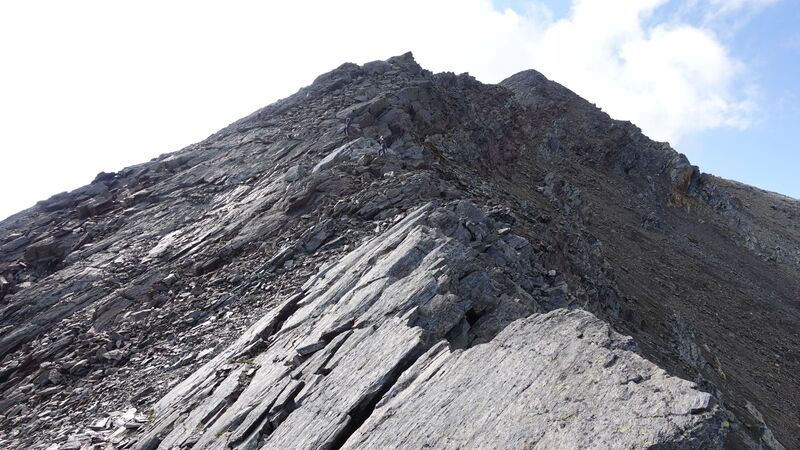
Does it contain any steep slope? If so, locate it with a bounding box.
[133,203,723,449]
[0,53,797,449]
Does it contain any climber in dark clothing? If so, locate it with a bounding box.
[378,135,387,156]
[343,115,352,136]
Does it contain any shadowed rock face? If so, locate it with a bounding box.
[0,52,797,449]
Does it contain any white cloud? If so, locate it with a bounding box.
[0,0,760,219]
[523,0,755,143]
[706,0,779,15]
[694,0,780,34]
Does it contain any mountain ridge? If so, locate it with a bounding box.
[0,52,797,449]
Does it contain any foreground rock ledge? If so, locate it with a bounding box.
[134,202,724,450]
[346,309,722,449]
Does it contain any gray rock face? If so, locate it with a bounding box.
[133,203,722,449]
[0,52,797,449]
[134,201,543,449]
[347,309,721,449]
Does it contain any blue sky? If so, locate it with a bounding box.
[0,1,797,221]
[681,2,800,199]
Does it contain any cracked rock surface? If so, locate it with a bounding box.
[1,52,798,449]
[136,203,722,450]
[346,309,720,450]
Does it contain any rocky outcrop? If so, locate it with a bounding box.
[134,201,543,449]
[134,203,723,449]
[0,53,797,449]
[348,309,722,449]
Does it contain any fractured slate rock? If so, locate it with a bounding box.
[346,309,724,449]
[0,52,797,450]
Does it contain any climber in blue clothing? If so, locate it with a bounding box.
[343,115,352,137]
[378,135,387,156]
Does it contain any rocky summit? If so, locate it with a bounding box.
[0,52,798,449]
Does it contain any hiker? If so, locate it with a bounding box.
[378,135,387,156]
[344,115,352,136]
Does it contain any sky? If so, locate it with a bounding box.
[0,0,798,220]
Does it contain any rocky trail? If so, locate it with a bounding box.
[0,53,798,449]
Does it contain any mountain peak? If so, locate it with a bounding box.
[387,51,420,70]
[0,53,797,450]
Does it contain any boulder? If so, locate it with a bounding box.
[0,275,11,299]
[1,234,30,254]
[23,236,69,265]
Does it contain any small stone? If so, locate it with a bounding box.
[162,273,178,286]
[170,352,196,370]
[69,359,90,375]
[129,309,152,322]
[47,369,63,385]
[102,349,126,361]
[88,417,110,431]
[130,385,155,404]
[38,386,61,397]
[122,407,138,421]
[197,348,215,359]
[124,421,143,430]
[108,426,128,444]
[0,275,12,298]
[296,341,326,357]
[58,440,83,450]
